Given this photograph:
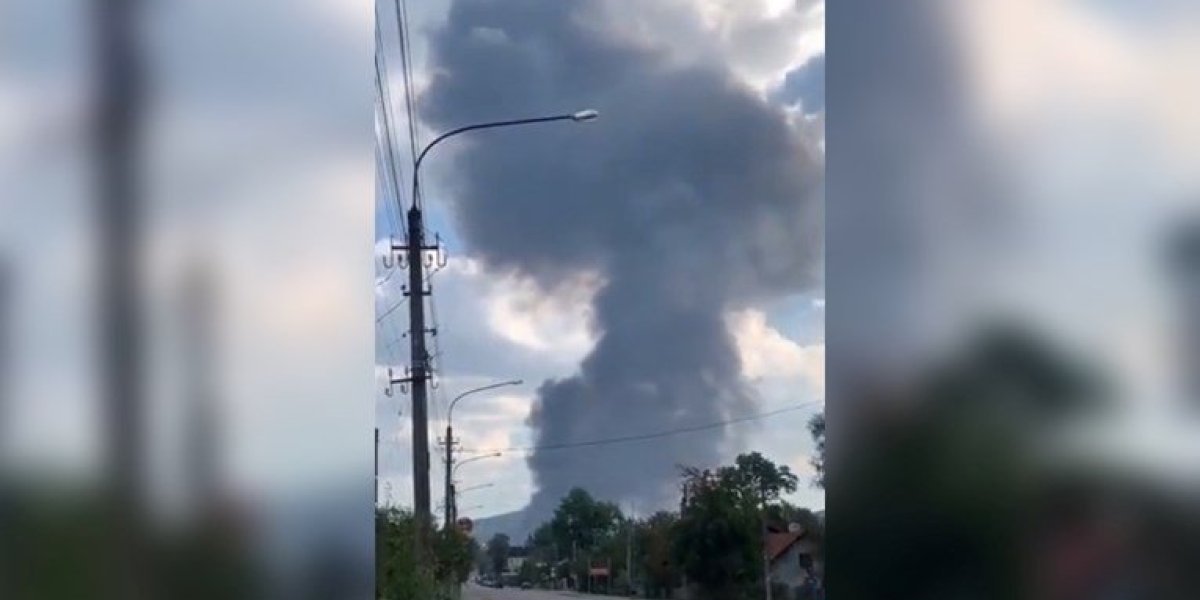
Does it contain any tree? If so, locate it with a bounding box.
[673,467,760,600]
[431,526,473,585]
[638,511,680,598]
[809,412,825,488]
[527,522,558,566]
[721,451,799,509]
[548,487,623,587]
[550,488,623,554]
[375,508,437,600]
[485,533,510,576]
[836,326,1105,599]
[673,453,799,600]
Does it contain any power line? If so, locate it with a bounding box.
[376,295,409,324]
[392,0,421,207]
[373,133,400,233]
[374,17,408,234]
[465,403,820,455]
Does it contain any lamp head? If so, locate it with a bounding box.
[571,109,599,122]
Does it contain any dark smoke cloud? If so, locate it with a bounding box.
[423,0,822,524]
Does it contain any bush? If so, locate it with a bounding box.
[375,508,437,600]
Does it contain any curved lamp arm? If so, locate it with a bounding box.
[448,379,523,427]
[410,110,599,208]
[453,452,501,477]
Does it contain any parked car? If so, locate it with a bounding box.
[520,581,532,589]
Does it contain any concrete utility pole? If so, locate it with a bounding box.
[382,204,440,559]
[404,204,435,552]
[383,109,597,563]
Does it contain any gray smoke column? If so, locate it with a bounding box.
[423,0,822,520]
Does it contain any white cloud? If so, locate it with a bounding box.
[481,268,601,358]
[727,308,824,393]
[589,0,824,98]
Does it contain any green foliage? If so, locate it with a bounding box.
[2,483,263,600]
[637,511,680,597]
[550,488,623,553]
[526,522,559,567]
[431,526,473,585]
[375,508,471,599]
[513,453,810,599]
[673,466,761,600]
[545,487,625,586]
[375,508,437,600]
[718,451,800,510]
[834,327,1099,599]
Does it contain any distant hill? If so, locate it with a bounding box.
[469,507,539,544]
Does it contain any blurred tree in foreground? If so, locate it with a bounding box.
[1,481,262,600]
[832,326,1106,600]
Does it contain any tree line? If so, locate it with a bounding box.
[480,443,825,599]
[378,412,825,600]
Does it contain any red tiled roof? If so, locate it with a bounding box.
[766,530,804,563]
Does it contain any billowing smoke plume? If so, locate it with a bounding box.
[423,0,822,522]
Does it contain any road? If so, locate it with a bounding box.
[462,583,605,600]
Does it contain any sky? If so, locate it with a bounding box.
[375,0,827,522]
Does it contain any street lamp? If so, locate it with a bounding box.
[451,484,494,523]
[572,109,599,122]
[443,380,522,528]
[448,452,501,524]
[448,380,523,428]
[389,107,596,555]
[412,109,600,208]
[453,452,502,478]
[457,483,495,495]
[441,480,492,508]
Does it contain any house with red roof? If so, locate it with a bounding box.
[767,524,823,599]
